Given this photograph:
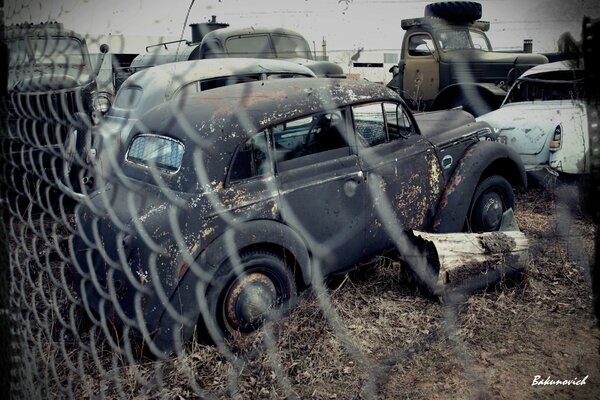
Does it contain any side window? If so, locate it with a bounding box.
[353,103,387,146]
[408,34,435,57]
[272,111,349,167]
[126,134,184,173]
[383,102,413,140]
[229,132,270,182]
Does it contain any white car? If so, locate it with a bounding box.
[477,61,588,180]
[63,58,316,195]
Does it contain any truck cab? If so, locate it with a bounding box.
[387,1,548,117]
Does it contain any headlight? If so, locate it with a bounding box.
[93,92,112,114]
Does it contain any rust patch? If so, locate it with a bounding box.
[178,262,189,279]
[201,227,215,239]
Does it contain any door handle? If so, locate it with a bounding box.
[343,172,363,197]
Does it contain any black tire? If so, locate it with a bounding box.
[424,1,482,23]
[468,175,515,232]
[199,249,297,343]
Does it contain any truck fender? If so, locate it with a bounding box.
[151,219,311,356]
[432,141,527,233]
[431,83,507,117]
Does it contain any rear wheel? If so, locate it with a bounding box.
[200,249,297,342]
[468,175,515,232]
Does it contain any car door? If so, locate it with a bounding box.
[403,33,440,104]
[272,109,367,276]
[352,102,442,254]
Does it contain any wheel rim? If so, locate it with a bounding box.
[475,191,504,231]
[223,272,280,332]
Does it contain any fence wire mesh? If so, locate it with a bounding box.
[1,6,600,400]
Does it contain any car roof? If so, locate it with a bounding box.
[141,77,401,143]
[519,59,583,79]
[202,26,310,43]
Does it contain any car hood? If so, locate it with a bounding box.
[415,109,492,146]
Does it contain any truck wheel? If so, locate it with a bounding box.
[468,175,515,232]
[424,2,482,23]
[200,249,297,342]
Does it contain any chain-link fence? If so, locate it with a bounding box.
[2,7,600,400]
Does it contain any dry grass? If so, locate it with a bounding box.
[8,185,600,399]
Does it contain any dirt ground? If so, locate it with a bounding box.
[89,185,596,400]
[10,185,600,399]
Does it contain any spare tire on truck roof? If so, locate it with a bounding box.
[424,1,482,23]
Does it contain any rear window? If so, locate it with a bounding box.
[225,35,275,58]
[126,134,184,173]
[174,75,262,98]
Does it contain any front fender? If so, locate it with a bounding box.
[432,141,526,233]
[151,219,311,357]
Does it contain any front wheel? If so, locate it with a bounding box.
[200,249,297,342]
[468,175,515,232]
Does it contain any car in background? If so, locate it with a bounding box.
[125,22,345,83]
[476,60,588,182]
[63,58,316,195]
[72,78,525,356]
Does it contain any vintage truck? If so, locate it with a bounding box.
[387,1,548,116]
[123,16,344,84]
[5,22,111,125]
[3,22,112,206]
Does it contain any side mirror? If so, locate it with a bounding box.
[389,65,399,76]
[94,43,110,77]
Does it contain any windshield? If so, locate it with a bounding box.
[7,39,28,67]
[31,37,87,66]
[7,36,88,68]
[505,72,585,104]
[224,34,313,59]
[436,29,490,51]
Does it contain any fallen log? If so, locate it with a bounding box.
[402,226,529,297]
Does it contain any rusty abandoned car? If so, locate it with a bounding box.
[72,78,526,356]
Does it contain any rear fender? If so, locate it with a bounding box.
[150,219,311,356]
[432,141,526,233]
